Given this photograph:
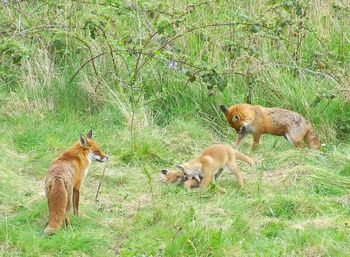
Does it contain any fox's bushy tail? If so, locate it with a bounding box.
[44,177,67,236]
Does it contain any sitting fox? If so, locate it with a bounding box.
[161,144,255,189]
[44,131,108,235]
[220,103,321,150]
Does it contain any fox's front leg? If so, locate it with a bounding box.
[73,188,80,215]
[252,132,261,150]
[233,133,247,149]
[199,175,213,189]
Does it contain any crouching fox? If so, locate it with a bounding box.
[220,103,320,150]
[161,144,255,189]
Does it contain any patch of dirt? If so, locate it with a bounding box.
[291,218,334,231]
[123,193,152,217]
[0,207,14,217]
[263,170,286,185]
[112,194,153,255]
[302,245,323,257]
[0,238,22,256]
[336,193,350,204]
[253,164,308,187]
[198,205,234,231]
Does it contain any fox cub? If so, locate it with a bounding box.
[161,168,200,189]
[161,144,255,189]
[44,130,108,235]
[220,103,320,150]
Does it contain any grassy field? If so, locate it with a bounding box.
[1,112,350,256]
[1,0,350,256]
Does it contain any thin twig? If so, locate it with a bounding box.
[97,25,119,77]
[95,162,108,202]
[133,1,210,81]
[135,21,237,75]
[67,52,106,85]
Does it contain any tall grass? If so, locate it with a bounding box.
[1,0,349,141]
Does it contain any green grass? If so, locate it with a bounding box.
[1,112,350,256]
[1,0,350,256]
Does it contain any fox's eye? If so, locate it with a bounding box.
[232,115,240,122]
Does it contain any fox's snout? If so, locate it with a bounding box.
[97,155,108,162]
[236,123,251,134]
[88,152,108,162]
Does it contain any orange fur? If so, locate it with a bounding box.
[220,103,321,150]
[161,170,200,189]
[44,131,108,235]
[184,179,200,189]
[161,169,185,184]
[162,144,255,189]
[181,144,255,188]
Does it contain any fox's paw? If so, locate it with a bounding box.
[249,160,257,167]
[43,227,56,236]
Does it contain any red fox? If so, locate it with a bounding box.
[44,130,108,235]
[160,169,201,189]
[220,104,321,150]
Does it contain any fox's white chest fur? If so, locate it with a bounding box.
[82,157,92,182]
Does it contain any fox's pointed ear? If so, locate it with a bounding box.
[220,105,229,114]
[194,174,201,183]
[80,134,88,147]
[161,169,168,175]
[176,165,185,172]
[87,130,93,139]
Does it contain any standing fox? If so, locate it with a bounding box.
[220,103,320,150]
[44,130,108,235]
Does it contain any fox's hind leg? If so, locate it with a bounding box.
[285,133,303,147]
[285,126,308,148]
[65,196,72,228]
